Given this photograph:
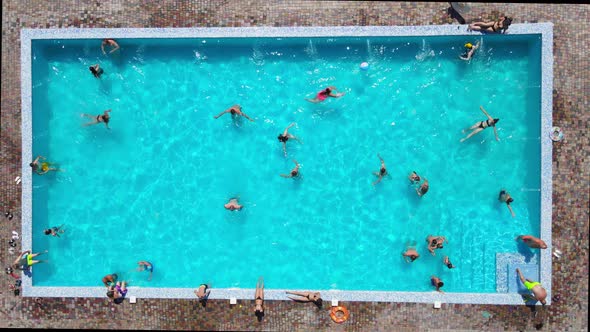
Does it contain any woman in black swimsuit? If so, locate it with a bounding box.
[468,16,512,34]
[82,109,111,129]
[277,122,302,156]
[460,106,499,142]
[254,277,264,320]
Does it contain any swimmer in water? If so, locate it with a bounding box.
[89,64,104,78]
[82,109,111,129]
[408,171,421,184]
[460,106,500,142]
[213,104,254,122]
[416,178,429,197]
[224,197,243,211]
[372,153,389,186]
[277,123,302,157]
[101,39,120,55]
[305,86,345,103]
[459,42,479,61]
[280,159,300,178]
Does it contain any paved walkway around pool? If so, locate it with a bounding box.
[1,1,588,331]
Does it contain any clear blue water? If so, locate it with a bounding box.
[30,35,542,292]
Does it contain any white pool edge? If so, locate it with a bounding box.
[20,24,553,305]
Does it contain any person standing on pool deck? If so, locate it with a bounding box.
[460,106,500,142]
[431,276,444,293]
[224,197,243,211]
[372,153,389,186]
[136,261,153,281]
[101,39,120,55]
[516,235,548,249]
[516,268,547,305]
[82,109,111,129]
[213,104,254,122]
[278,122,302,157]
[499,189,516,217]
[305,86,345,103]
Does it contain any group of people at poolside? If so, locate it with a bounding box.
[191,276,322,320]
[401,232,547,296]
[100,261,153,304]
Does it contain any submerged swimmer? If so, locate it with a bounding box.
[224,197,243,211]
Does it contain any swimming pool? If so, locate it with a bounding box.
[21,25,553,304]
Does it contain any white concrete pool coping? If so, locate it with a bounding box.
[20,24,553,305]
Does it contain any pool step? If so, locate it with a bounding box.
[496,253,539,293]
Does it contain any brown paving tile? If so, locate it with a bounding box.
[1,1,588,331]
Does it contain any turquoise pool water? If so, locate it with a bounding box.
[30,35,542,293]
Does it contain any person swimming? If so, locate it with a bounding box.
[89,64,104,78]
[416,178,429,197]
[460,42,479,61]
[409,171,421,183]
[305,86,345,103]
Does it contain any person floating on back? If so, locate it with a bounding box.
[305,86,345,103]
[101,39,120,55]
[460,42,479,61]
[460,105,500,142]
[499,189,515,217]
[82,109,111,129]
[213,104,254,122]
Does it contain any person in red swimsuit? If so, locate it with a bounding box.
[305,86,345,103]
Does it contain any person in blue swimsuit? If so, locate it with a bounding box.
[137,261,153,281]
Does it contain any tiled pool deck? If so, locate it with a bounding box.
[1,1,588,330]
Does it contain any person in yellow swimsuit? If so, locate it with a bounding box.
[516,268,547,305]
